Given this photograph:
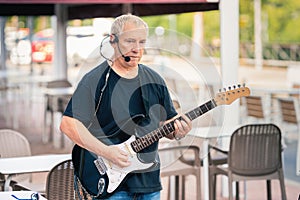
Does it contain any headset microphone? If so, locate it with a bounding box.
[112,34,131,62]
[122,54,131,62]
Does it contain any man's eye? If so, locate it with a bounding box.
[126,39,135,43]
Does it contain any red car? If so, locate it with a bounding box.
[31,29,54,63]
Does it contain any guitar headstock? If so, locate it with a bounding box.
[214,84,250,106]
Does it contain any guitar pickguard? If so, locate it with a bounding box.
[100,135,154,193]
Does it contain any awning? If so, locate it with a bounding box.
[0,0,219,19]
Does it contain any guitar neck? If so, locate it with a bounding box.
[131,99,217,152]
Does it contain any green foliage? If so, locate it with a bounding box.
[142,14,193,37]
[264,0,300,43]
[176,13,193,37]
[240,0,254,42]
[203,11,220,45]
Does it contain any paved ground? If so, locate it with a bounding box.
[1,61,300,199]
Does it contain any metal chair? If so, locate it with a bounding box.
[46,159,79,200]
[159,145,201,200]
[0,129,31,191]
[209,124,287,200]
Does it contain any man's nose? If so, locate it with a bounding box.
[131,42,140,51]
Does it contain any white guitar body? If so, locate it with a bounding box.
[98,135,154,193]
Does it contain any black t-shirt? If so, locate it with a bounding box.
[64,61,177,193]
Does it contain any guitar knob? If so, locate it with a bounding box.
[97,178,106,195]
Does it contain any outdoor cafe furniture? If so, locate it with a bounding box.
[0,129,32,191]
[243,95,267,122]
[251,87,300,122]
[276,97,300,176]
[42,80,73,148]
[209,123,287,200]
[0,191,46,200]
[0,154,71,191]
[187,125,238,200]
[46,159,79,200]
[159,145,201,200]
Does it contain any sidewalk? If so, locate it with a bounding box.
[1,63,300,199]
[161,173,300,200]
[1,102,299,200]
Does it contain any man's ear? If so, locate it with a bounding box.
[110,34,119,44]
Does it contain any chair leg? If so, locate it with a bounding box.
[266,180,272,200]
[181,176,185,200]
[228,176,233,200]
[175,175,180,200]
[235,182,239,200]
[209,173,216,200]
[196,171,201,200]
[167,177,171,200]
[279,170,287,200]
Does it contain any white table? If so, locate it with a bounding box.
[0,154,71,191]
[0,191,47,200]
[188,126,239,200]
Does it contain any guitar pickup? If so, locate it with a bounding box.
[94,157,108,175]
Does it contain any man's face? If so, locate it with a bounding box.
[116,23,147,67]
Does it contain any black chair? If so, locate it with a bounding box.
[209,124,287,200]
[46,159,79,200]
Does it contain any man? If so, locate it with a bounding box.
[60,14,192,200]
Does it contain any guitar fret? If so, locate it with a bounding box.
[153,132,159,140]
[143,138,149,146]
[167,123,174,132]
[186,112,192,120]
[200,104,208,113]
[162,126,169,136]
[131,100,220,152]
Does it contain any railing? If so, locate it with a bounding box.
[205,43,300,67]
[240,43,300,62]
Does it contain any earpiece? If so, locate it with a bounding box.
[107,34,131,62]
[110,34,119,44]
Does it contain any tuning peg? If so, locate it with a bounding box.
[228,86,231,90]
[242,83,246,87]
[233,85,236,89]
[238,84,241,88]
[223,88,226,91]
[219,89,221,92]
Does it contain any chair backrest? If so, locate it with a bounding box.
[46,159,77,200]
[159,145,201,170]
[0,129,32,183]
[244,96,265,119]
[0,129,31,158]
[277,98,299,124]
[228,124,282,176]
[46,80,72,88]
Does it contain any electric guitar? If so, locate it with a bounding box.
[72,85,250,199]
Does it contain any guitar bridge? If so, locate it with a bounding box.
[94,157,107,175]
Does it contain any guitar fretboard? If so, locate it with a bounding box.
[130,99,217,152]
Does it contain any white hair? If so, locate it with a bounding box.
[111,14,148,36]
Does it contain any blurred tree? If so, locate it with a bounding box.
[264,0,300,43]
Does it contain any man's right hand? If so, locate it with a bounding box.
[103,145,131,168]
